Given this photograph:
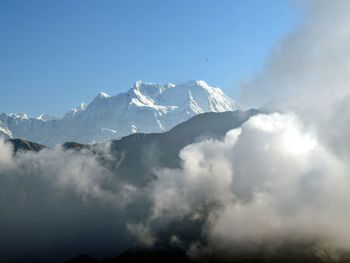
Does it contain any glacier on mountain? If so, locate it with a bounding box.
[0,80,238,145]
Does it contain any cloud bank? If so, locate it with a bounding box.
[2,110,350,262]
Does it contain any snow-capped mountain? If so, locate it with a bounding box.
[0,80,238,145]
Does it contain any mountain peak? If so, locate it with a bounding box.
[64,103,87,119]
[132,80,163,90]
[164,82,175,89]
[89,92,112,107]
[130,81,164,103]
[184,80,209,87]
[97,92,111,99]
[133,80,149,88]
[36,114,57,121]
[77,102,87,111]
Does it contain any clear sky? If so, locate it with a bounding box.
[0,0,301,116]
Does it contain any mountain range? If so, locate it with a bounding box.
[0,80,238,145]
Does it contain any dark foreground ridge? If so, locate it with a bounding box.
[63,110,259,184]
[8,109,259,154]
[67,246,350,263]
[8,138,46,153]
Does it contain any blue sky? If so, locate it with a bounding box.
[0,0,302,116]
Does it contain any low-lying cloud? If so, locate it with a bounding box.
[2,109,350,262]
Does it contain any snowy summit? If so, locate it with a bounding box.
[0,80,239,145]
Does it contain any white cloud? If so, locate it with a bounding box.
[149,112,350,260]
[0,139,13,168]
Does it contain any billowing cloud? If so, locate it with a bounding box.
[144,112,350,261]
[239,0,350,161]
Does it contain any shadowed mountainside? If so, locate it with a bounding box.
[8,138,46,153]
[57,110,260,187]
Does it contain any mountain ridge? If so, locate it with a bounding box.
[7,109,259,187]
[0,80,238,145]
